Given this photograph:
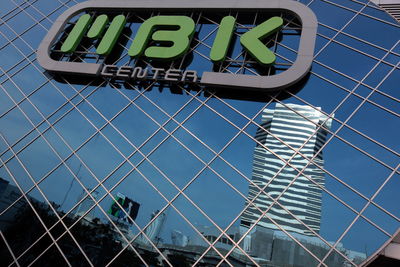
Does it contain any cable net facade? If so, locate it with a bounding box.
[0,0,399,266]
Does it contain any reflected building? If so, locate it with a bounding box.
[140,210,166,246]
[0,178,30,231]
[171,230,189,247]
[187,224,366,266]
[73,188,99,220]
[241,103,333,236]
[145,210,166,244]
[0,177,44,231]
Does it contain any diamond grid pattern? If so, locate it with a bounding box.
[0,0,399,266]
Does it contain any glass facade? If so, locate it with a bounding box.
[0,0,399,266]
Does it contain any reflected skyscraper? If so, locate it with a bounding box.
[73,189,99,220]
[171,230,189,247]
[140,210,166,245]
[241,103,333,236]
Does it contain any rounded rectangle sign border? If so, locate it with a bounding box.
[37,0,317,93]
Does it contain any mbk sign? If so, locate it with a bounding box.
[37,0,317,93]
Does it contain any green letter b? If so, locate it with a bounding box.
[128,16,195,60]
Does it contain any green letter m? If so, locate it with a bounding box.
[60,14,126,55]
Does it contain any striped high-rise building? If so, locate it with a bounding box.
[241,103,333,236]
[139,210,166,245]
